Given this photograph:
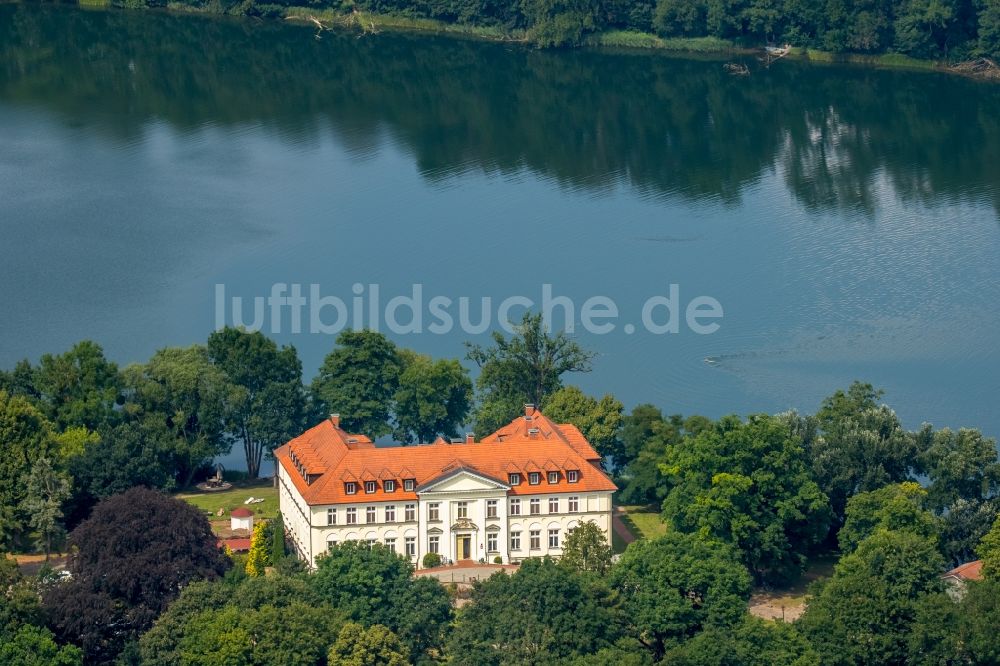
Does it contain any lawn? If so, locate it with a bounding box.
[176,480,280,522]
[617,505,668,541]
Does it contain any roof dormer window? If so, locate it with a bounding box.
[528,472,541,485]
[384,479,396,493]
[403,479,415,492]
[547,471,559,484]
[345,482,357,495]
[567,470,579,483]
[365,480,377,494]
[509,473,521,486]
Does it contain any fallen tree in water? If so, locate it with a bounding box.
[950,58,1000,81]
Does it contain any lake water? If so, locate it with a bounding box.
[2,4,999,472]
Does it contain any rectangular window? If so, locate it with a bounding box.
[548,497,559,513]
[384,479,396,493]
[567,470,579,483]
[429,535,439,554]
[345,482,357,495]
[529,530,541,550]
[530,499,541,515]
[327,508,337,525]
[367,538,377,548]
[510,531,521,551]
[385,537,396,552]
[548,471,559,484]
[365,480,377,494]
[509,473,521,486]
[405,504,416,522]
[568,496,579,513]
[486,500,498,518]
[404,479,415,491]
[509,499,521,516]
[366,506,376,523]
[528,472,541,485]
[405,536,416,557]
[456,501,468,519]
[385,505,396,522]
[548,529,560,549]
[428,503,440,521]
[346,507,357,524]
[327,539,337,551]
[487,533,498,552]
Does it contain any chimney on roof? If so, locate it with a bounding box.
[466,433,475,444]
[329,413,340,428]
[524,404,535,420]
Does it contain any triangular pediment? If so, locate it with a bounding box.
[416,466,510,494]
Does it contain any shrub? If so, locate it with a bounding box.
[493,556,503,564]
[422,552,442,568]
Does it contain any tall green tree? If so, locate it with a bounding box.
[664,615,819,666]
[917,425,1000,512]
[207,327,309,479]
[797,529,946,666]
[977,514,1000,579]
[448,557,621,665]
[809,382,921,527]
[660,414,831,584]
[311,329,405,438]
[543,386,624,461]
[610,533,751,661]
[560,520,614,574]
[312,542,451,660]
[328,622,410,666]
[21,457,71,560]
[466,312,596,435]
[939,497,998,566]
[0,391,59,548]
[33,341,122,431]
[123,345,235,487]
[393,353,473,443]
[837,481,940,552]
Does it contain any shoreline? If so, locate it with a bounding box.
[62,1,999,79]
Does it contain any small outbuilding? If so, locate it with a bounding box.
[230,507,254,532]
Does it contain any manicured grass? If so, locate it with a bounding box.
[618,505,668,540]
[176,480,280,521]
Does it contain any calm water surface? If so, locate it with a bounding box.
[2,4,999,468]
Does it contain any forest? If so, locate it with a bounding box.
[1,315,1000,664]
[92,0,1000,53]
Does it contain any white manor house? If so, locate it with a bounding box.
[275,405,617,568]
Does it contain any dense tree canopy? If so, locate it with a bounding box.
[312,542,452,660]
[311,329,405,438]
[543,386,624,462]
[103,0,1000,56]
[797,529,946,666]
[611,533,752,660]
[466,312,597,435]
[393,353,473,444]
[660,413,831,584]
[449,557,622,665]
[837,482,940,552]
[809,382,921,527]
[43,487,230,664]
[207,327,309,478]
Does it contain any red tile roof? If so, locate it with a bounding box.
[943,560,983,581]
[230,507,254,518]
[218,537,252,552]
[274,406,617,506]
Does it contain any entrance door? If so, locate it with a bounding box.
[457,535,472,560]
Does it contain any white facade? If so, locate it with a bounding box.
[278,464,613,568]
